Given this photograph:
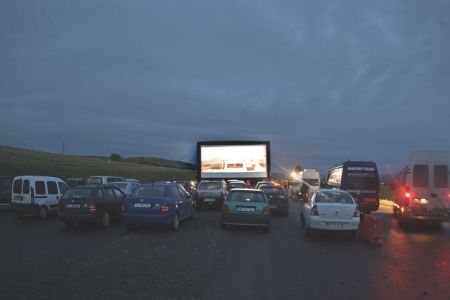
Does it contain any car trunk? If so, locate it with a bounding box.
[60,197,93,214]
[126,197,168,215]
[317,203,355,221]
[228,201,265,214]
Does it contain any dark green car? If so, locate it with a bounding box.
[221,189,271,230]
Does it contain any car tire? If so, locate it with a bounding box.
[300,214,305,226]
[38,206,48,219]
[101,211,111,229]
[172,214,180,231]
[349,230,358,240]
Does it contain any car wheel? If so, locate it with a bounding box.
[300,214,305,226]
[101,211,111,229]
[172,214,179,231]
[38,206,48,219]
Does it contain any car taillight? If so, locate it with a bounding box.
[311,205,319,216]
[221,204,229,213]
[404,192,411,198]
[353,207,360,217]
[262,207,270,215]
[448,192,450,200]
[88,203,96,214]
[160,204,169,213]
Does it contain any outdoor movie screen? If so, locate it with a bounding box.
[199,142,269,179]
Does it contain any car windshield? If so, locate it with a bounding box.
[261,187,286,196]
[198,182,222,190]
[303,179,320,186]
[227,191,266,203]
[132,185,166,197]
[63,188,92,200]
[315,191,354,204]
[228,182,246,189]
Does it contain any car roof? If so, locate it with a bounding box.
[228,188,262,193]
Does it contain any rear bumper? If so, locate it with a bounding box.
[197,197,223,207]
[358,202,379,213]
[221,213,270,226]
[400,210,450,221]
[308,216,360,231]
[269,203,288,213]
[11,203,40,214]
[124,213,174,225]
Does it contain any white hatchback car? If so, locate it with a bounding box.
[301,189,360,237]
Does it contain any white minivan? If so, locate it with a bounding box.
[11,176,68,219]
[393,150,450,226]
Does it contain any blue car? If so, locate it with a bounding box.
[124,183,194,230]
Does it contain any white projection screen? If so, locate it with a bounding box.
[198,142,270,179]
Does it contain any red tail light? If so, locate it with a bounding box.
[221,204,229,213]
[311,205,319,216]
[88,203,96,214]
[353,207,360,217]
[448,193,450,199]
[404,192,411,198]
[160,204,169,213]
[262,207,270,215]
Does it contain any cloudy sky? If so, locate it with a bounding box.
[1,0,449,175]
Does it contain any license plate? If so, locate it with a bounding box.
[237,207,255,212]
[134,203,152,208]
[269,205,277,209]
[66,204,80,209]
[326,222,344,228]
[203,198,215,202]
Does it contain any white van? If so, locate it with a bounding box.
[11,176,68,219]
[393,150,450,226]
[299,169,321,196]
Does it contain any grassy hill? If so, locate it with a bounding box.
[0,146,196,182]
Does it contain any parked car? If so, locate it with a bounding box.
[124,183,194,230]
[11,176,68,219]
[109,182,139,196]
[0,176,12,208]
[86,176,125,185]
[196,180,227,210]
[221,188,271,230]
[254,181,272,189]
[59,185,126,228]
[226,180,247,192]
[301,189,360,237]
[259,185,288,216]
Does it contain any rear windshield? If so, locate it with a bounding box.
[228,182,246,189]
[62,188,92,200]
[132,186,167,198]
[315,191,354,204]
[413,165,429,188]
[303,179,320,186]
[198,182,222,190]
[227,191,266,203]
[261,187,286,197]
[86,177,102,184]
[434,165,448,188]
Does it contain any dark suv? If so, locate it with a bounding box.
[196,180,227,210]
[59,185,126,228]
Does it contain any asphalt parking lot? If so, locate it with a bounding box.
[0,200,449,300]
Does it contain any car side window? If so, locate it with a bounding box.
[47,181,58,195]
[112,187,125,199]
[58,182,68,194]
[35,181,46,195]
[177,186,189,198]
[105,187,116,199]
[172,187,183,201]
[23,180,30,194]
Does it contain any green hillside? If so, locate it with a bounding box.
[0,146,195,182]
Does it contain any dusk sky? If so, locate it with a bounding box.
[1,0,449,175]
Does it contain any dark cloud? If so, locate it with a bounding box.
[1,0,450,174]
